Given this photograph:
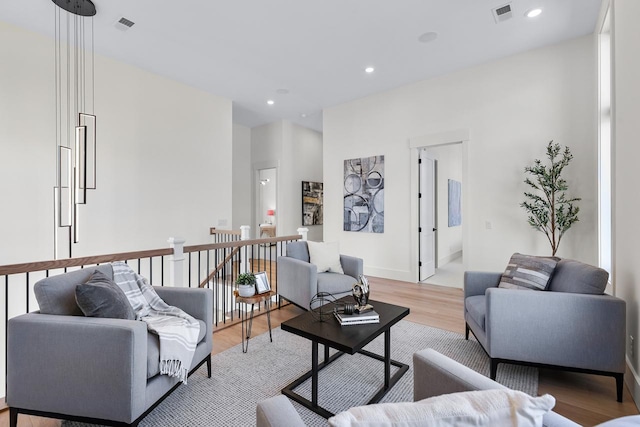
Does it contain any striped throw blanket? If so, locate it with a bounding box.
[112,262,200,384]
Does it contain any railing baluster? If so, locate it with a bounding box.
[5,275,8,398]
[25,272,29,313]
[150,257,153,284]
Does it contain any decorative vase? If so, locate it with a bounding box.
[238,284,256,297]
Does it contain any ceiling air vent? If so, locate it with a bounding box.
[492,3,513,23]
[114,17,135,31]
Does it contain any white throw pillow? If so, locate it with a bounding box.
[307,241,344,274]
[328,389,555,427]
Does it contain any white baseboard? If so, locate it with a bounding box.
[438,250,462,267]
[363,266,414,283]
[625,356,640,409]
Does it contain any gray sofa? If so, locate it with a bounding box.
[255,348,582,427]
[464,258,626,401]
[277,241,363,309]
[7,264,213,427]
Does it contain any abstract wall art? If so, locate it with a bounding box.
[448,179,462,227]
[302,181,323,226]
[343,155,384,233]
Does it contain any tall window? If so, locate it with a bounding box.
[598,8,612,277]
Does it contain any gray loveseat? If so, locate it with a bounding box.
[464,257,626,401]
[256,348,586,427]
[277,241,363,309]
[7,264,213,427]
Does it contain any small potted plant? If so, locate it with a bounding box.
[236,272,256,297]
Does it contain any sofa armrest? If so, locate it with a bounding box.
[256,395,306,427]
[413,348,506,400]
[485,288,626,372]
[413,349,580,427]
[464,271,501,298]
[154,286,212,324]
[155,286,213,352]
[277,256,318,308]
[340,254,363,280]
[7,313,147,423]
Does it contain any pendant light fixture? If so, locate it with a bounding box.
[52,0,97,258]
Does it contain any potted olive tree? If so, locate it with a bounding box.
[521,141,581,256]
[236,272,256,297]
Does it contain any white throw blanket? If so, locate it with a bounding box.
[112,261,200,383]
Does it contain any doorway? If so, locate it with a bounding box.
[419,152,436,280]
[419,143,464,285]
[256,168,277,239]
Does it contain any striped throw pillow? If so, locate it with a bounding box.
[499,253,558,291]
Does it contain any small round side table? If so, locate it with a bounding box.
[234,290,275,353]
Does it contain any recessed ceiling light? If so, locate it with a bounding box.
[300,113,307,118]
[526,8,542,18]
[365,67,375,73]
[418,32,438,43]
[276,89,289,95]
[267,100,274,105]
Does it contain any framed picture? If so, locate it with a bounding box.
[255,271,271,294]
[302,181,323,225]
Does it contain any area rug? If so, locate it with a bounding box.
[63,320,537,427]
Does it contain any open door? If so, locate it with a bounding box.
[419,151,436,280]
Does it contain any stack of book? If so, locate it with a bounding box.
[334,309,380,326]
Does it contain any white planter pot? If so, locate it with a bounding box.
[238,284,256,297]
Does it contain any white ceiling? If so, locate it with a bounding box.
[1,0,602,132]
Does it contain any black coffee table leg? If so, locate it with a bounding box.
[385,329,390,388]
[312,341,318,406]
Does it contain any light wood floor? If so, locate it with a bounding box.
[2,277,638,426]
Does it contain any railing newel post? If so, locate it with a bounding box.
[297,227,309,241]
[167,237,186,287]
[239,226,251,274]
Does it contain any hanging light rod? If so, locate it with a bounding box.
[52,0,96,17]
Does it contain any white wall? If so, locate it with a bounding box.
[0,20,233,263]
[251,120,323,240]
[610,0,640,403]
[232,123,252,229]
[426,144,463,265]
[324,35,597,282]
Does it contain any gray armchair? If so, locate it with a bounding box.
[7,265,213,427]
[464,258,626,401]
[277,241,363,310]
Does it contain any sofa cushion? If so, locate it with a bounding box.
[328,389,555,427]
[75,270,136,320]
[317,272,354,296]
[307,241,344,274]
[465,295,486,331]
[498,253,557,291]
[147,319,207,379]
[34,264,114,315]
[548,259,609,294]
[286,241,310,263]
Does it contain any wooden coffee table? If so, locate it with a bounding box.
[281,298,410,418]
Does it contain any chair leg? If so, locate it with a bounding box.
[490,359,498,380]
[9,408,18,427]
[465,323,469,340]
[616,373,624,402]
[206,354,212,378]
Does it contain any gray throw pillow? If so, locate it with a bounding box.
[547,259,609,294]
[498,253,558,291]
[75,270,135,319]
